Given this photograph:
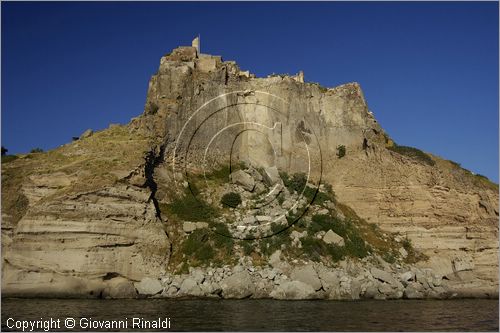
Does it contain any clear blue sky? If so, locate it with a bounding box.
[2,2,498,182]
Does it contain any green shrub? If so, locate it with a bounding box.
[30,148,44,153]
[241,240,254,256]
[277,192,285,205]
[204,164,231,182]
[387,144,435,166]
[212,223,234,250]
[310,214,345,236]
[221,192,242,208]
[303,186,331,205]
[402,237,412,252]
[382,252,396,264]
[345,234,369,258]
[300,236,346,262]
[259,228,291,256]
[182,225,234,265]
[336,145,346,158]
[183,229,210,256]
[167,190,218,222]
[281,172,307,193]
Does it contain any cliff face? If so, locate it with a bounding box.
[2,42,498,297]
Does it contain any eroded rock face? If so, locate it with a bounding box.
[2,126,170,297]
[2,184,170,297]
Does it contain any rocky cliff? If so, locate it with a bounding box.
[2,40,498,298]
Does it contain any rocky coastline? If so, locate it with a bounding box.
[28,252,494,300]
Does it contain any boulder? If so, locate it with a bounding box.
[230,170,255,191]
[269,250,282,268]
[370,267,397,286]
[349,279,362,300]
[262,166,281,186]
[399,271,414,285]
[415,269,430,288]
[363,282,381,299]
[178,278,203,297]
[398,247,408,258]
[291,231,307,239]
[323,230,345,246]
[221,271,255,299]
[378,283,393,295]
[270,280,316,300]
[196,222,209,229]
[135,277,163,296]
[404,282,424,299]
[183,222,197,233]
[252,279,274,298]
[189,268,205,284]
[242,216,257,225]
[317,268,339,293]
[162,285,179,297]
[247,167,263,182]
[104,277,137,299]
[290,265,322,291]
[256,215,272,222]
[452,255,474,272]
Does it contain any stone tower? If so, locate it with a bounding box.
[192,36,200,54]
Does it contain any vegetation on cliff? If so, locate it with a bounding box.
[160,164,424,273]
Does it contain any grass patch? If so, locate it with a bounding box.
[1,155,18,163]
[204,164,231,182]
[178,222,235,267]
[280,172,307,193]
[241,240,255,256]
[280,171,334,205]
[165,189,219,222]
[387,144,435,166]
[259,227,291,256]
[300,236,346,262]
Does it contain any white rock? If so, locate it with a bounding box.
[399,271,414,283]
[323,230,345,246]
[262,166,281,186]
[398,247,408,258]
[242,216,257,224]
[290,264,322,291]
[230,170,255,191]
[221,271,255,299]
[269,250,282,267]
[183,221,197,233]
[134,277,163,296]
[452,255,474,272]
[179,278,203,296]
[196,222,209,229]
[371,267,398,286]
[270,280,316,300]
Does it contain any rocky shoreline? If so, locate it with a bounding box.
[98,251,496,301]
